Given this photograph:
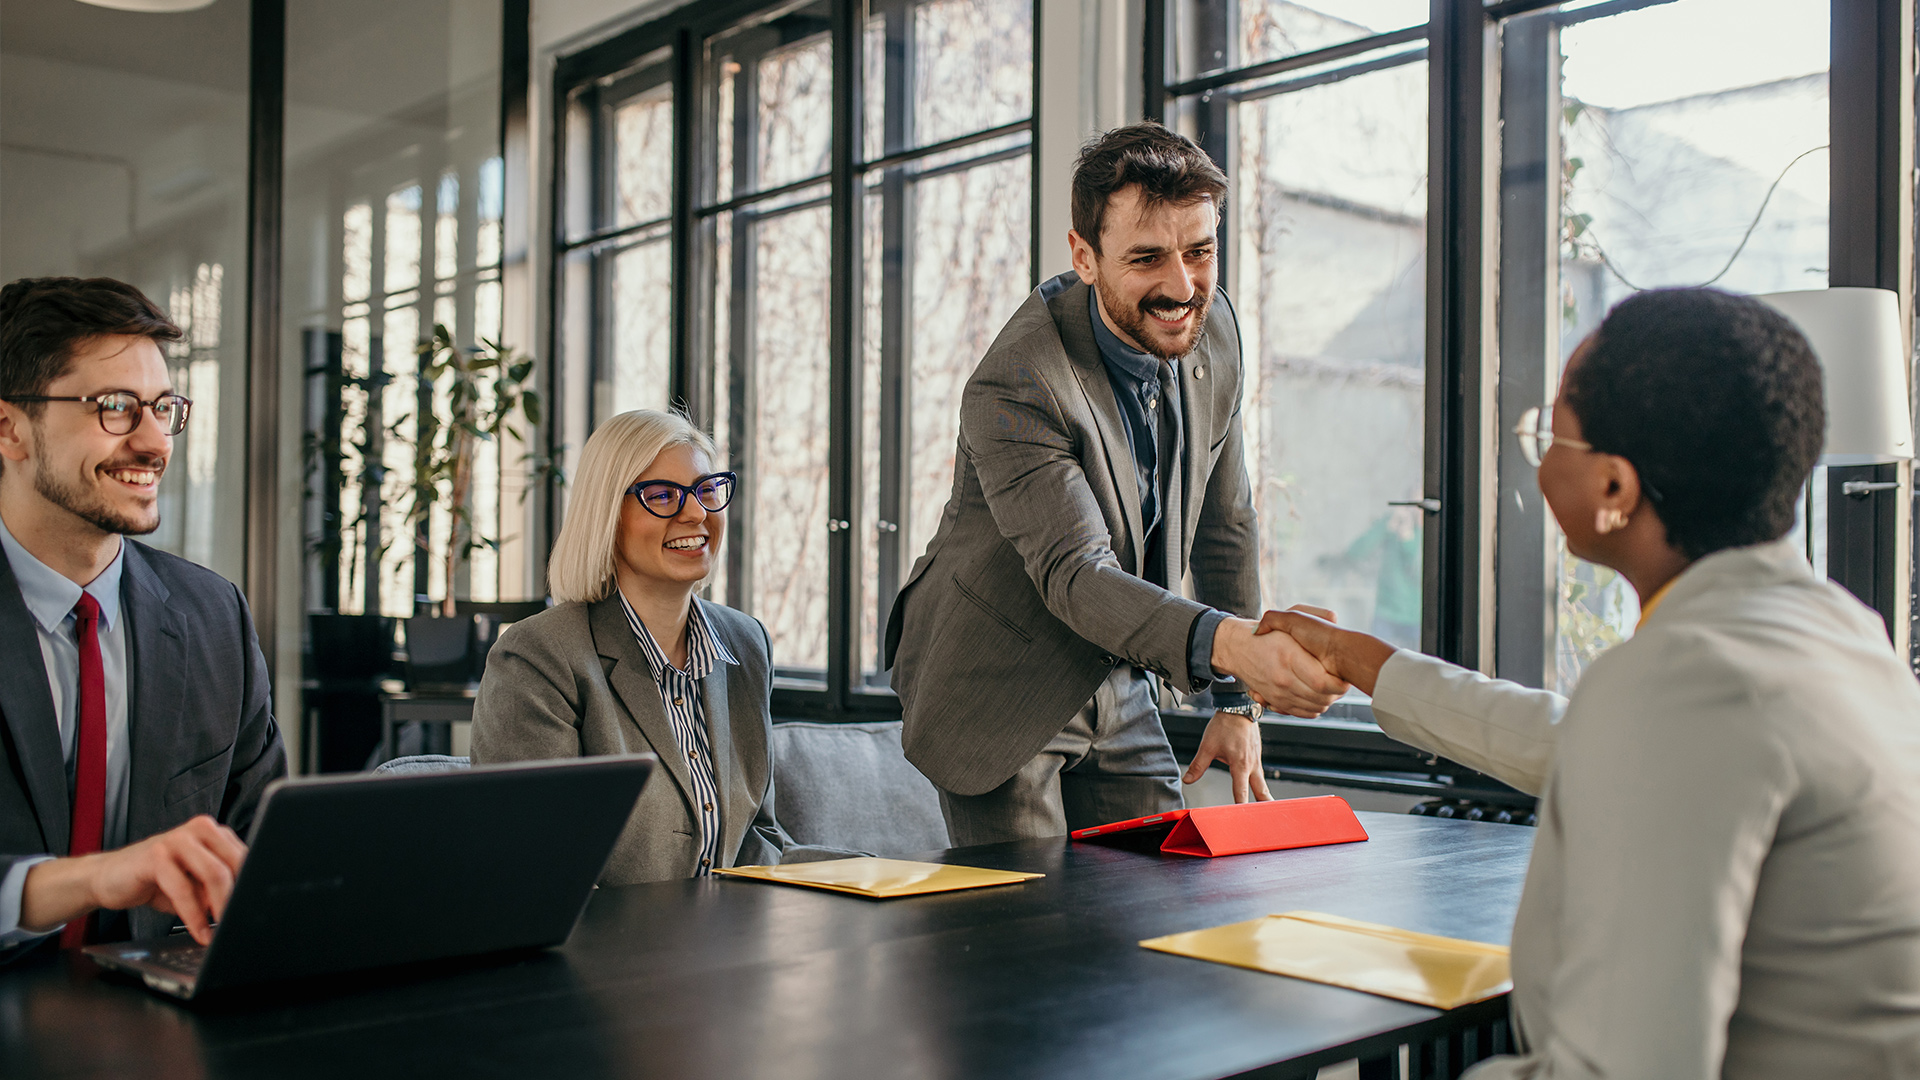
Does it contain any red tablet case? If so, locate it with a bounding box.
[1071,796,1368,858]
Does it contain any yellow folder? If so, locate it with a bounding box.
[1139,910,1511,1009]
[712,857,1043,899]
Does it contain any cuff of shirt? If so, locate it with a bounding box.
[1186,609,1249,708]
[0,855,60,949]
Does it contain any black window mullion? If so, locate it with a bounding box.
[873,0,912,685]
[1425,0,1496,671]
[827,0,862,709]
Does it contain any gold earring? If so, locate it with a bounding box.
[1593,508,1628,535]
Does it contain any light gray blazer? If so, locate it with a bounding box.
[1370,540,1920,1079]
[470,595,799,885]
[885,275,1261,795]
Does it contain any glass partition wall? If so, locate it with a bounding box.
[0,0,252,585]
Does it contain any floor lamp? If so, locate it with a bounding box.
[1757,288,1913,645]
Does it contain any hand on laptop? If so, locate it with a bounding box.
[1209,606,1349,716]
[1254,608,1398,697]
[22,815,248,945]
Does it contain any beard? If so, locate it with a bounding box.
[1098,277,1213,360]
[31,429,162,537]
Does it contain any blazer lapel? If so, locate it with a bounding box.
[121,545,186,842]
[695,603,745,856]
[588,598,696,811]
[1180,338,1218,562]
[1051,282,1146,572]
[0,554,67,853]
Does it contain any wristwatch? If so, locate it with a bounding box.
[1216,702,1263,721]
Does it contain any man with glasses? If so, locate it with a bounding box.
[0,277,285,959]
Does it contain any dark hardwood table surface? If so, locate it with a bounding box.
[0,811,1533,1080]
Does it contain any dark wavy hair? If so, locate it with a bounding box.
[0,277,182,415]
[1563,288,1825,560]
[1071,122,1227,255]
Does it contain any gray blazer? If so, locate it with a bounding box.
[885,276,1261,795]
[470,595,801,885]
[0,541,286,948]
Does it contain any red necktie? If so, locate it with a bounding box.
[61,592,106,949]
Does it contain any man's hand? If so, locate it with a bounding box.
[1255,609,1398,697]
[1211,610,1349,716]
[21,815,248,945]
[1183,711,1272,802]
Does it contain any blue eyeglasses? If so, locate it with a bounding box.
[627,472,737,518]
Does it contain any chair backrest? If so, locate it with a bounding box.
[373,754,472,775]
[770,720,949,857]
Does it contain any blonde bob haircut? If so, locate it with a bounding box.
[547,408,720,604]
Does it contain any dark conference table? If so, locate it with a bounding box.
[1,811,1533,1080]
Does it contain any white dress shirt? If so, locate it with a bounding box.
[0,513,131,946]
[1369,539,1920,1078]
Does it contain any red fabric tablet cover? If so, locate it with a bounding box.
[1158,795,1369,857]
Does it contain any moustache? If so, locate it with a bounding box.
[1139,295,1201,316]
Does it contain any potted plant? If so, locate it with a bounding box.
[401,323,556,690]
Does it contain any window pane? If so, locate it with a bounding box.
[1530,0,1829,689]
[859,150,1033,684]
[912,0,1032,148]
[1225,57,1428,653]
[728,195,833,675]
[609,235,673,414]
[1171,0,1427,83]
[613,80,674,227]
[708,2,833,204]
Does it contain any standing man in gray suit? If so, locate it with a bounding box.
[0,278,285,958]
[886,124,1346,845]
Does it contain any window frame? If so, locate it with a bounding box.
[549,0,1041,720]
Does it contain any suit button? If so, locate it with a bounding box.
[700,858,711,867]
[1100,654,1116,666]
[704,803,714,812]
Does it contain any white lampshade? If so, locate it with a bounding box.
[1755,287,1912,464]
[74,0,215,11]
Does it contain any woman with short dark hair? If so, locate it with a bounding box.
[1265,288,1920,1078]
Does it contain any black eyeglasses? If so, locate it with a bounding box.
[2,392,193,437]
[628,472,737,518]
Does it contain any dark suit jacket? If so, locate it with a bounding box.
[470,596,811,885]
[0,540,286,946]
[885,277,1261,795]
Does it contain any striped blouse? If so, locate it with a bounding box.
[616,593,737,876]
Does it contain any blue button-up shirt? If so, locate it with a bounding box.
[1037,272,1246,706]
[0,514,131,945]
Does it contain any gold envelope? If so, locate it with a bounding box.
[1139,910,1511,1010]
[711,857,1043,899]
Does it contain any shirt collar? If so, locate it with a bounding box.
[616,591,737,681]
[1088,285,1169,386]
[0,511,123,634]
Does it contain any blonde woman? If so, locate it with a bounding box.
[472,409,831,883]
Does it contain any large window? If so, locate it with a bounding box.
[554,0,1035,707]
[1492,0,1831,690]
[1167,0,1431,653]
[285,0,513,619]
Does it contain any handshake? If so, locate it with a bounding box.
[1182,606,1398,803]
[1210,606,1397,717]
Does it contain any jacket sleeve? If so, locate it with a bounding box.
[217,580,287,839]
[1367,650,1566,796]
[470,623,586,765]
[962,350,1209,688]
[1460,636,1791,1080]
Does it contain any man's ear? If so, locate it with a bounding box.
[1068,229,1099,285]
[0,404,31,465]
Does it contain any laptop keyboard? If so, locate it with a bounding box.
[146,945,208,975]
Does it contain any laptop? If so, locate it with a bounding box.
[84,754,656,1000]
